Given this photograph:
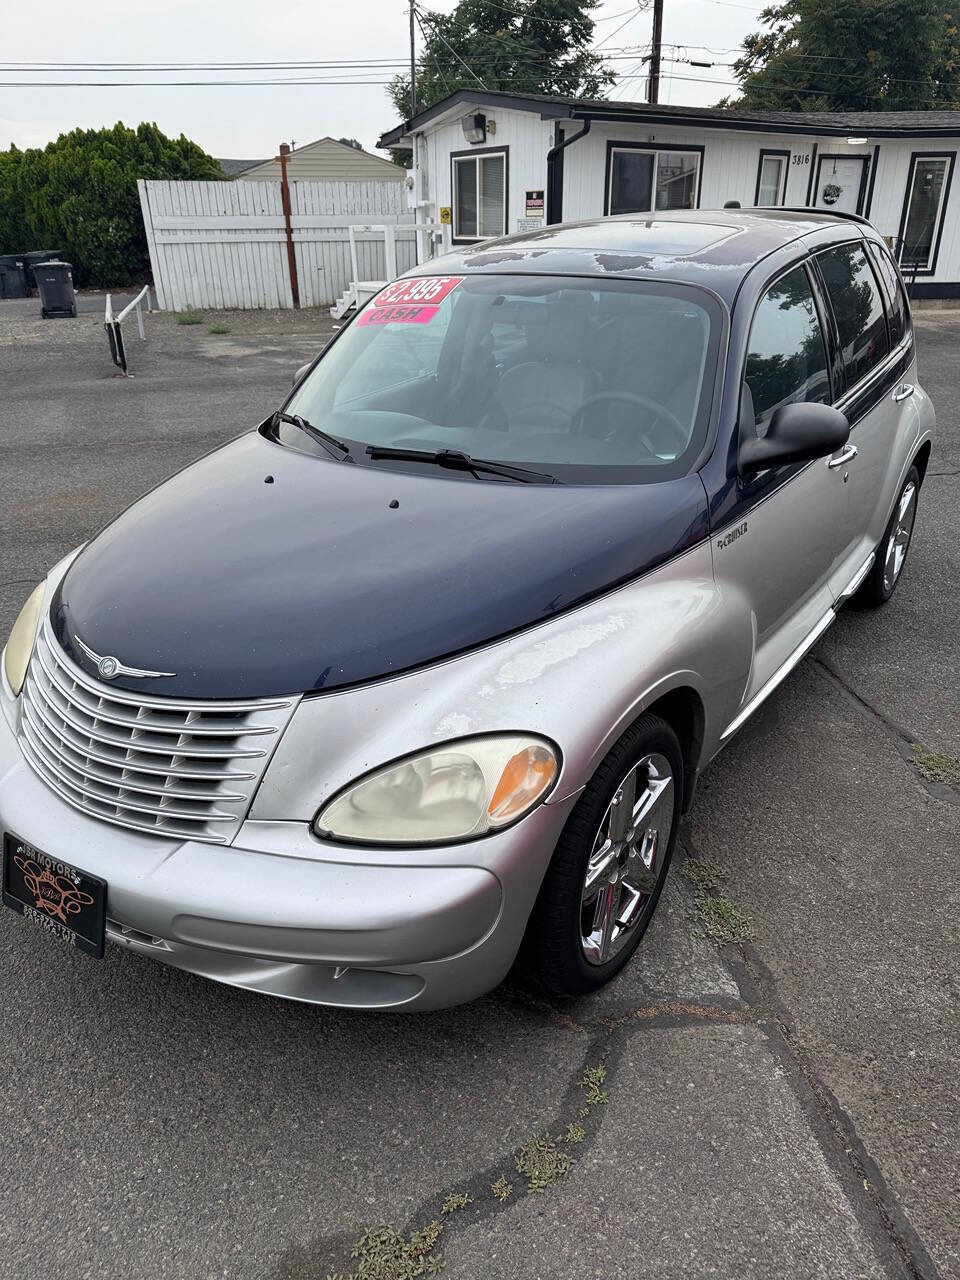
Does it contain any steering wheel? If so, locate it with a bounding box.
[571,391,689,456]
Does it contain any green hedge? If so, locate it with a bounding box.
[0,122,224,287]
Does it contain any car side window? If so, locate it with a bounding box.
[816,244,890,387]
[743,265,831,439]
[867,242,909,347]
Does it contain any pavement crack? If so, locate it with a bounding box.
[728,946,945,1280]
[810,656,959,804]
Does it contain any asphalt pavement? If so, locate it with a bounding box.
[0,300,957,1280]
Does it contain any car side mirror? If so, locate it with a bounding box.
[293,362,311,386]
[738,402,849,476]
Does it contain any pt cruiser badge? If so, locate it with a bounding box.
[0,209,933,1011]
[75,635,175,681]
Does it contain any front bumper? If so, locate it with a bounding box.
[0,705,577,1010]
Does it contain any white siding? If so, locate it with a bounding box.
[239,138,405,183]
[415,108,960,285]
[421,106,555,240]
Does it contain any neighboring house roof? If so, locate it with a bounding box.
[236,136,405,181]
[378,88,960,147]
[218,158,268,176]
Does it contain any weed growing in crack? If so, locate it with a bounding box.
[912,746,960,791]
[680,857,726,894]
[440,1192,471,1214]
[327,1219,444,1279]
[579,1063,609,1105]
[682,856,753,944]
[515,1134,576,1191]
[328,1063,616,1272]
[176,309,204,326]
[692,894,754,944]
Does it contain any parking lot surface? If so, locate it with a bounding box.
[0,301,957,1279]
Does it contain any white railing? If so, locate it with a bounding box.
[333,222,453,317]
[104,284,153,375]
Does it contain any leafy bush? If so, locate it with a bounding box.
[0,122,224,287]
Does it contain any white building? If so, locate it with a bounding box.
[378,90,960,299]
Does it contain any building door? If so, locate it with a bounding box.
[813,154,869,214]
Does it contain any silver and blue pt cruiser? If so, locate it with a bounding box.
[0,209,934,1009]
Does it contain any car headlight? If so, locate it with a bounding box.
[2,582,45,698]
[314,734,559,845]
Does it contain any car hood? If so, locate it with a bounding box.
[52,430,709,699]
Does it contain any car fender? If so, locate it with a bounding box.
[250,539,754,831]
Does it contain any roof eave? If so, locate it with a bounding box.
[377,88,960,145]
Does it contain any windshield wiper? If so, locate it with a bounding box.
[365,446,562,485]
[274,411,352,461]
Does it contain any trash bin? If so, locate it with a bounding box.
[22,249,65,294]
[0,254,29,299]
[34,261,77,318]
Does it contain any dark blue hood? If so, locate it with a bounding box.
[52,431,708,699]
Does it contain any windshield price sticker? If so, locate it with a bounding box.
[358,275,464,326]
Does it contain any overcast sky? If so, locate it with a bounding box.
[1,0,763,159]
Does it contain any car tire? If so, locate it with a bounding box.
[525,713,683,999]
[855,465,920,607]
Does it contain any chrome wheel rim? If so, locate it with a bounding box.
[883,481,917,593]
[580,753,674,966]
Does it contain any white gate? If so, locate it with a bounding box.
[137,178,419,311]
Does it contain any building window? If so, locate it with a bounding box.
[606,146,701,216]
[452,150,506,240]
[898,153,955,273]
[755,150,789,206]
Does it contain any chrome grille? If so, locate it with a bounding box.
[17,622,297,844]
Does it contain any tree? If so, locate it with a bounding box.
[721,0,960,112]
[0,122,223,287]
[387,0,615,121]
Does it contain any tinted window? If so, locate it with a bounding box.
[743,266,830,438]
[817,244,890,386]
[286,275,722,485]
[868,242,909,346]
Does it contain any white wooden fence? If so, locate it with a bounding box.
[137,178,419,311]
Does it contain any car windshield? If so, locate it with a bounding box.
[283,273,722,484]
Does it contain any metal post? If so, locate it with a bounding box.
[648,0,663,104]
[279,143,301,309]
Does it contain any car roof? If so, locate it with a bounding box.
[415,209,878,306]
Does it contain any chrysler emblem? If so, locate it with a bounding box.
[75,636,175,681]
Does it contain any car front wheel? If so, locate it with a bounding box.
[856,465,920,607]
[526,714,682,998]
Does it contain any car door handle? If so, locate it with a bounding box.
[826,443,858,469]
[892,383,915,402]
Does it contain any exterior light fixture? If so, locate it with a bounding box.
[461,113,487,144]
[846,136,868,144]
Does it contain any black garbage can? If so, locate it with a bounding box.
[22,249,65,294]
[34,261,77,318]
[0,254,29,299]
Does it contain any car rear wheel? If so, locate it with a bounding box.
[526,714,682,998]
[856,465,920,607]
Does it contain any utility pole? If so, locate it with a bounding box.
[647,0,663,104]
[409,0,417,118]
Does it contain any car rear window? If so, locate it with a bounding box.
[868,242,909,347]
